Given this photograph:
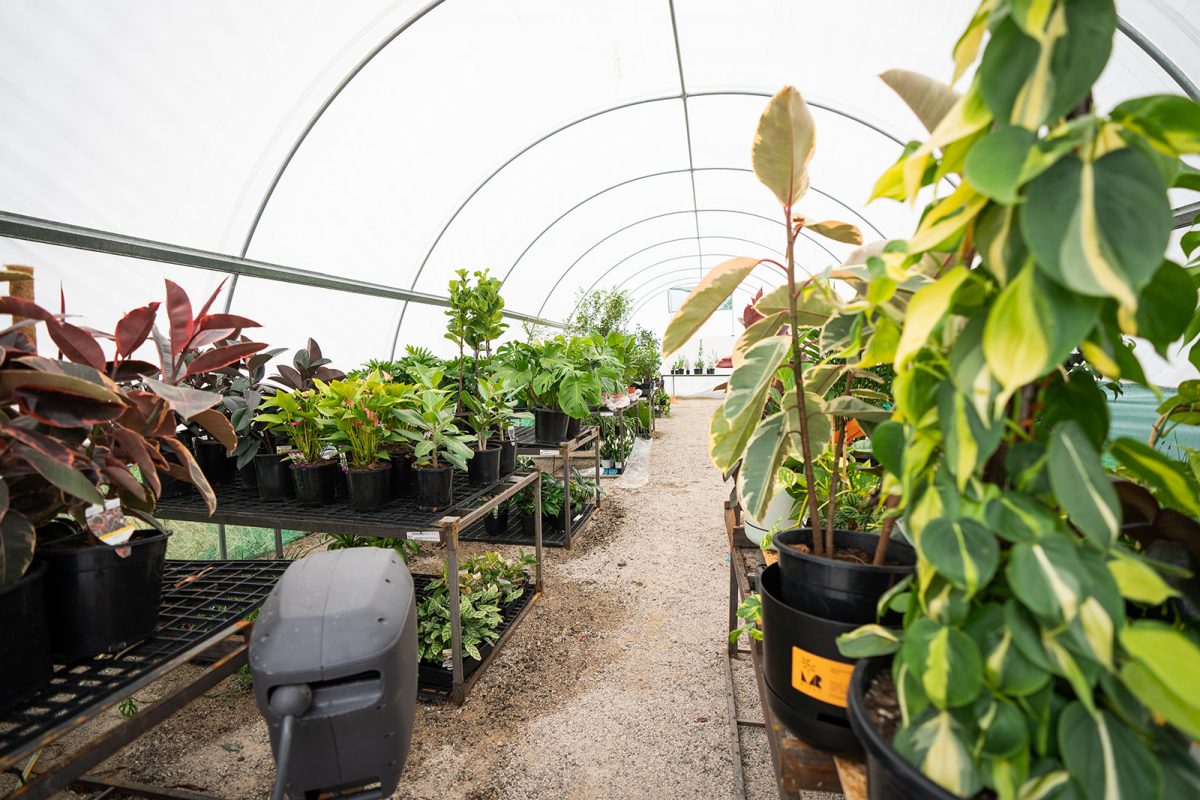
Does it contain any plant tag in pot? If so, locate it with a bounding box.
[406,531,440,542]
[87,499,136,558]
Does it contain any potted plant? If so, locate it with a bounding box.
[1,283,238,668]
[692,345,705,375]
[493,339,571,443]
[255,389,336,505]
[830,5,1200,798]
[662,86,918,751]
[514,475,564,534]
[485,378,520,477]
[220,343,286,492]
[460,378,506,486]
[396,366,475,510]
[319,373,398,512]
[706,355,716,375]
[483,495,511,538]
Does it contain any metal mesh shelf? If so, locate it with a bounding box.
[460,503,596,548]
[0,560,289,769]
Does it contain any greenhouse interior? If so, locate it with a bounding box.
[2,1,1200,799]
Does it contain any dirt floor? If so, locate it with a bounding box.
[30,398,794,800]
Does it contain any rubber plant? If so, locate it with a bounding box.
[832,2,1200,797]
[661,86,895,561]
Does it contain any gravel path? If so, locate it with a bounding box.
[30,398,771,800]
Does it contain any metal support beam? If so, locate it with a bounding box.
[0,211,563,328]
[1116,18,1200,102]
[1173,200,1200,230]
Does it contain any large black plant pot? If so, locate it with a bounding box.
[848,658,960,800]
[484,506,510,537]
[255,452,295,501]
[415,465,453,510]
[490,439,516,476]
[192,439,235,485]
[565,416,582,439]
[0,562,53,712]
[533,408,569,445]
[388,449,415,499]
[774,528,916,624]
[347,463,391,512]
[760,563,863,755]
[467,446,501,486]
[290,461,338,506]
[39,529,171,662]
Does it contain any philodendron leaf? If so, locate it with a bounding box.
[899,712,981,797]
[1111,94,1200,156]
[1022,149,1171,311]
[894,266,969,368]
[806,220,862,245]
[1109,437,1200,517]
[982,264,1100,395]
[662,257,761,356]
[965,604,1050,697]
[918,517,999,598]
[879,69,960,134]
[1119,621,1200,740]
[938,384,1003,490]
[824,396,890,423]
[1007,536,1086,624]
[709,337,788,471]
[752,86,815,208]
[984,492,1058,543]
[1047,421,1121,549]
[964,125,1037,204]
[902,618,983,710]
[836,624,901,658]
[1058,703,1162,800]
[1107,550,1178,605]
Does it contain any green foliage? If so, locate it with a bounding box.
[326,532,420,563]
[317,371,406,469]
[830,4,1200,797]
[394,367,475,470]
[629,327,662,382]
[652,387,672,417]
[492,334,627,418]
[255,389,327,463]
[567,287,631,337]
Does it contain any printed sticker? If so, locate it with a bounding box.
[791,646,854,708]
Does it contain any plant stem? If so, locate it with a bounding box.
[826,416,847,554]
[873,494,900,565]
[784,211,825,558]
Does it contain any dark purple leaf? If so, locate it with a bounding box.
[0,296,54,322]
[114,302,159,358]
[184,342,267,378]
[164,280,193,356]
[196,313,260,332]
[158,436,216,514]
[193,277,228,323]
[192,408,237,452]
[12,386,126,428]
[143,377,221,420]
[45,320,106,371]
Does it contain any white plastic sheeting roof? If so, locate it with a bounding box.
[1,1,1197,372]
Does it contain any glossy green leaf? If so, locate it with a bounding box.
[978,17,1040,123]
[975,697,1029,758]
[836,624,900,658]
[1007,536,1085,623]
[1110,437,1200,516]
[1047,421,1121,548]
[965,125,1036,204]
[967,604,1050,697]
[870,420,905,476]
[903,618,983,709]
[1133,261,1196,353]
[919,517,999,598]
[985,492,1057,543]
[982,265,1100,394]
[975,203,1026,286]
[823,395,890,423]
[753,86,815,208]
[938,384,1003,490]
[1111,94,1200,155]
[1058,703,1162,800]
[1107,550,1178,604]
[662,257,761,356]
[1119,621,1200,740]
[901,712,982,796]
[737,393,828,520]
[894,266,969,368]
[1022,150,1171,310]
[1041,370,1109,449]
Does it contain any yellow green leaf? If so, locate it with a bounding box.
[662,257,760,356]
[807,220,863,245]
[895,266,969,367]
[753,86,815,209]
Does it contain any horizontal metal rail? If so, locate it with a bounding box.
[0,210,563,328]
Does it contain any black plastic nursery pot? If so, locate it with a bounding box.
[774,528,916,624]
[0,562,53,712]
[415,464,453,510]
[290,460,338,506]
[255,452,295,501]
[236,458,258,489]
[692,368,703,375]
[760,562,863,755]
[39,528,171,662]
[192,439,235,485]
[533,407,569,444]
[347,463,392,512]
[484,506,510,537]
[848,657,960,800]
[333,464,348,501]
[565,416,582,439]
[388,449,416,499]
[467,446,501,486]
[490,438,516,476]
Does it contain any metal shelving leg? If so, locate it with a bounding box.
[273,528,283,558]
[534,474,543,592]
[561,441,572,549]
[217,523,227,560]
[447,525,464,705]
[593,431,602,509]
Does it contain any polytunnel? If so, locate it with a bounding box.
[1,0,1197,370]
[3,4,1200,800]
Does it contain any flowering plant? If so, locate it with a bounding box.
[318,372,403,469]
[254,389,327,464]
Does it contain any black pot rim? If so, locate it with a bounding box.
[38,528,172,553]
[289,459,335,470]
[0,560,47,598]
[413,463,452,473]
[848,658,960,800]
[254,450,289,461]
[470,445,500,454]
[760,562,863,630]
[775,527,916,575]
[348,462,391,473]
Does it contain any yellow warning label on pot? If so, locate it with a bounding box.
[791,646,853,708]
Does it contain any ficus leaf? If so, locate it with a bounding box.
[752,86,815,209]
[807,220,863,245]
[880,69,961,134]
[662,257,761,356]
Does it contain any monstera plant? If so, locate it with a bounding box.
[832,2,1200,798]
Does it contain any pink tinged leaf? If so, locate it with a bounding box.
[184,342,267,377]
[114,302,160,358]
[187,328,236,350]
[0,423,77,462]
[45,320,106,371]
[16,444,105,506]
[193,277,229,322]
[196,313,261,332]
[143,377,221,420]
[158,436,216,515]
[101,458,145,503]
[192,408,237,453]
[0,296,55,321]
[163,279,194,355]
[112,425,161,497]
[13,387,126,428]
[151,325,175,382]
